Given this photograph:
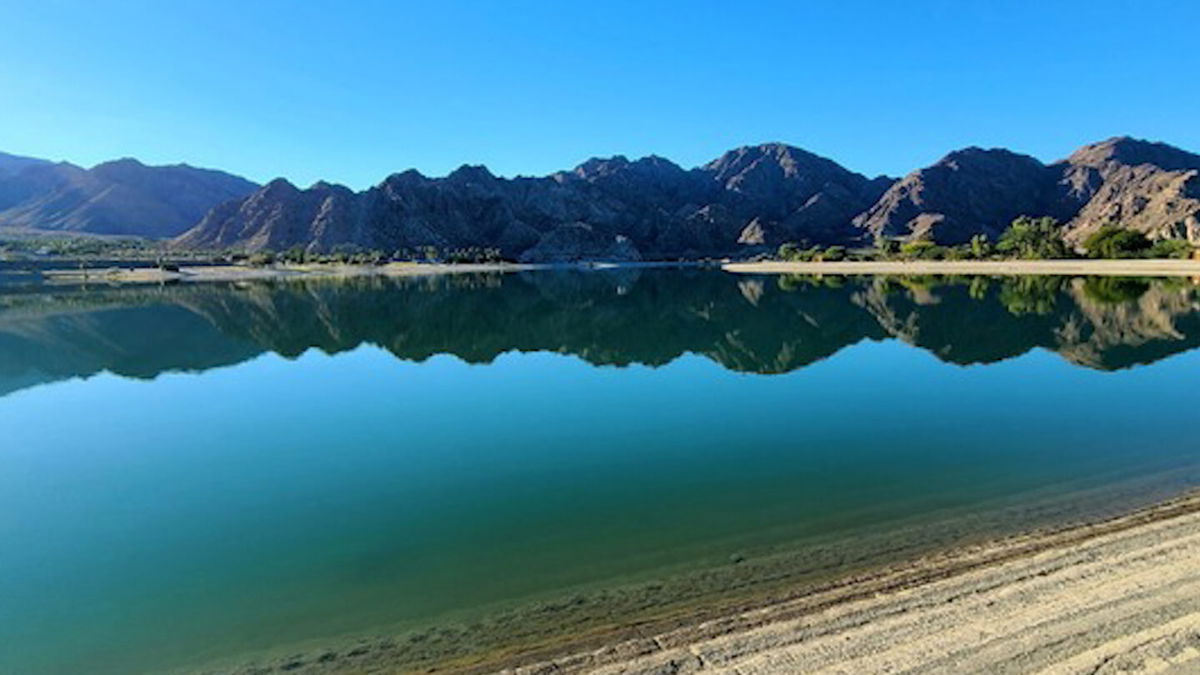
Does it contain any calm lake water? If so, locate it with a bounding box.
[1,270,1199,673]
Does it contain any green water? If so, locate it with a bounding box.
[0,270,1198,673]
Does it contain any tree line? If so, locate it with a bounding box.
[776,217,1195,262]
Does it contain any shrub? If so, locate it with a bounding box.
[874,236,900,258]
[997,217,1069,259]
[280,245,310,264]
[968,234,992,259]
[1145,238,1193,259]
[777,242,801,261]
[899,239,944,259]
[819,245,846,262]
[1084,226,1150,259]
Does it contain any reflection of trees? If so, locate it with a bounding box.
[999,276,1066,316]
[0,271,1198,397]
[1082,277,1152,305]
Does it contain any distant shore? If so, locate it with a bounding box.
[724,258,1200,277]
[24,258,1200,286]
[36,261,536,285]
[29,260,722,285]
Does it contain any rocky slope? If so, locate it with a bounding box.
[176,144,892,260]
[1051,137,1200,244]
[851,148,1049,244]
[855,137,1200,246]
[178,136,1200,259]
[0,157,258,237]
[5,136,1198,255]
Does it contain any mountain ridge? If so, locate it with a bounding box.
[177,136,1200,260]
[0,156,258,238]
[5,136,1199,260]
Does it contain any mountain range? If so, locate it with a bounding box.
[2,137,1198,259]
[0,152,257,237]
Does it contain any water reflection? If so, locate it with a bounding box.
[1,270,1199,397]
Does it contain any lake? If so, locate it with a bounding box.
[1,269,1198,673]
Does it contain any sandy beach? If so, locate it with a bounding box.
[723,259,1200,277]
[506,493,1200,675]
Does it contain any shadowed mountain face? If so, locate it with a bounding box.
[178,136,1200,257]
[0,151,51,177]
[0,158,258,237]
[5,136,1198,252]
[854,137,1200,245]
[176,143,891,259]
[2,270,1199,397]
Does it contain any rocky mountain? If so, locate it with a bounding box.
[176,143,892,260]
[5,136,1198,255]
[0,151,51,176]
[851,148,1049,244]
[0,157,258,237]
[179,136,1200,258]
[854,137,1200,246]
[1050,137,1200,244]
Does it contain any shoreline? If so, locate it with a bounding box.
[22,258,1200,287]
[724,258,1200,277]
[183,485,1200,675]
[509,491,1200,674]
[36,262,540,285]
[28,260,717,286]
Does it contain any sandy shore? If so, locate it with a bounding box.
[187,493,1200,674]
[34,259,1200,286]
[506,494,1200,675]
[724,259,1200,277]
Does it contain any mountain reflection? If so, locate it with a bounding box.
[1,269,1199,397]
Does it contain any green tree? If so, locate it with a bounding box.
[1083,226,1151,259]
[969,233,992,259]
[777,242,801,261]
[899,239,944,259]
[1145,238,1193,259]
[819,245,847,262]
[247,251,276,267]
[874,235,900,258]
[996,217,1069,259]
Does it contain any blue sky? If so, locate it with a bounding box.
[2,0,1197,189]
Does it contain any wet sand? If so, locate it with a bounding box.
[512,494,1200,675]
[182,490,1200,675]
[724,259,1200,277]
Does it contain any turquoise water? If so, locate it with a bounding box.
[0,271,1198,673]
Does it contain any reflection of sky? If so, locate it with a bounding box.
[1,341,1198,673]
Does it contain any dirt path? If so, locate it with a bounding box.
[508,496,1200,675]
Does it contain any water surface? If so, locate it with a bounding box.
[1,270,1198,673]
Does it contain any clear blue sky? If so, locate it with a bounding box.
[2,0,1197,189]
